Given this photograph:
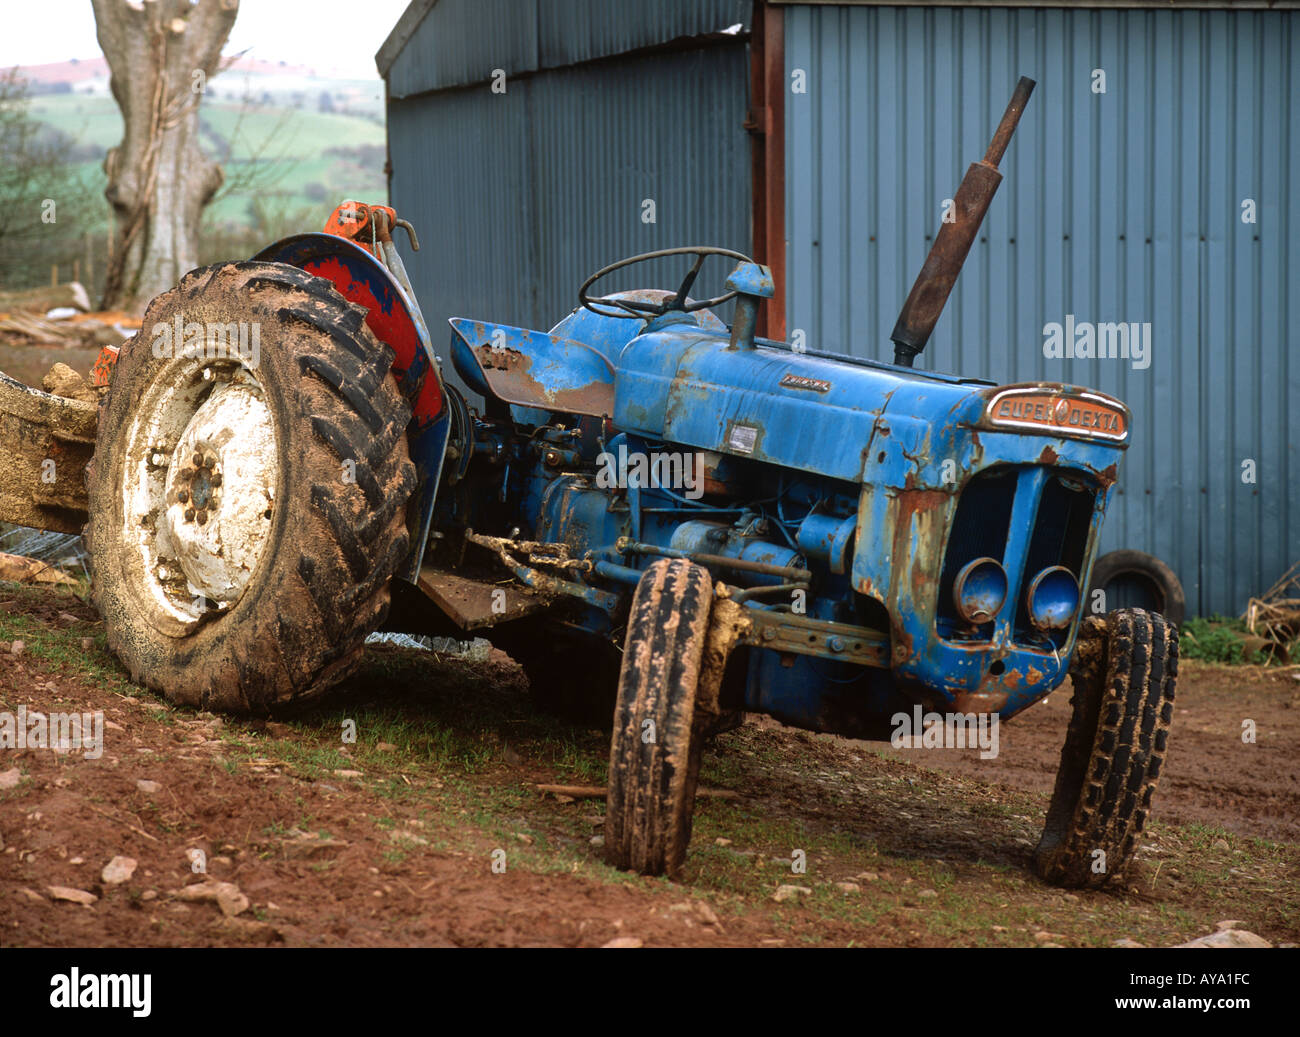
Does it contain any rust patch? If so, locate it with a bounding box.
[953,689,1009,713]
[416,565,549,630]
[475,344,525,371]
[471,342,614,417]
[892,622,914,666]
[1038,444,1058,466]
[891,486,950,607]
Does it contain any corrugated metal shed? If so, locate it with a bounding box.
[782,3,1299,616]
[382,2,753,403]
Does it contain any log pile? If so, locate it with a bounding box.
[0,281,138,348]
[0,282,92,314]
[1243,562,1300,664]
[0,550,78,587]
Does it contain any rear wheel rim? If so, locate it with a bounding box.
[119,357,278,636]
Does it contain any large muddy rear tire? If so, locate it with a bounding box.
[1035,609,1178,888]
[85,261,415,713]
[604,559,712,879]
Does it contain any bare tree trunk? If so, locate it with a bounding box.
[92,0,239,312]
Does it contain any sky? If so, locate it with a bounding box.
[0,0,415,79]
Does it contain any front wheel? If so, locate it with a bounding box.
[85,261,416,712]
[604,559,713,879]
[1035,609,1178,888]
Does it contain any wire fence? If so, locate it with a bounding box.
[0,523,89,581]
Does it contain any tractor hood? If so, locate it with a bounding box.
[612,324,1129,486]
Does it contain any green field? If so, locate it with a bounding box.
[30,93,388,232]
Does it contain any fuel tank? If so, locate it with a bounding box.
[613,323,995,484]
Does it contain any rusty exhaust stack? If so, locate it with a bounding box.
[890,76,1035,367]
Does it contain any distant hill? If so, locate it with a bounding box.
[15,54,389,248]
[19,52,384,119]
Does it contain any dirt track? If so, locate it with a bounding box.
[1,585,1297,947]
[877,663,1300,843]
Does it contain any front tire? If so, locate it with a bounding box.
[1035,609,1178,888]
[85,261,416,712]
[604,559,713,879]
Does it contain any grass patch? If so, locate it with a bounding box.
[0,583,139,699]
[1181,615,1268,664]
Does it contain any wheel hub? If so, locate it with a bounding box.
[177,452,220,518]
[160,382,276,604]
[120,361,278,634]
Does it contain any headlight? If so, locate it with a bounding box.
[952,557,1007,624]
[1026,566,1080,630]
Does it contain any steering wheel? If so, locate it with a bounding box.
[579,246,756,319]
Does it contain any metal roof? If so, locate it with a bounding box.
[377,0,751,92]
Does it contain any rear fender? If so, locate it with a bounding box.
[254,233,448,580]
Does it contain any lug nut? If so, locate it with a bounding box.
[196,510,208,525]
[203,454,216,469]
[184,507,195,521]
[177,489,189,503]
[210,472,222,487]
[193,452,204,467]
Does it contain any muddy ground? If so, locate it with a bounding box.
[1,582,1296,947]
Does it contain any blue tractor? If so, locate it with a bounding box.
[65,77,1175,888]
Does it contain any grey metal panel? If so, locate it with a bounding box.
[377,0,439,78]
[387,0,540,99]
[537,0,751,67]
[387,86,535,403]
[526,47,752,331]
[784,4,1298,616]
[385,0,750,97]
[388,43,751,404]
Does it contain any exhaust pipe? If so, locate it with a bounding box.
[890,76,1036,367]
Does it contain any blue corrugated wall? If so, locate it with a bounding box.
[783,4,1299,617]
